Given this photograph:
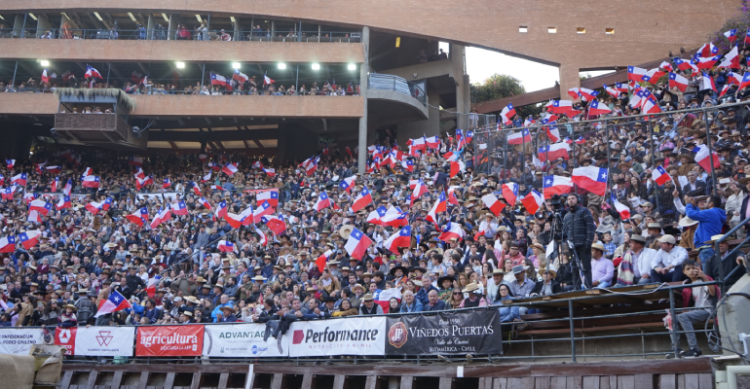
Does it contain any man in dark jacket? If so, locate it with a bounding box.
[706,238,746,290]
[562,194,596,289]
[531,267,562,296]
[123,265,145,298]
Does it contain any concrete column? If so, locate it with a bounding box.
[36,14,51,38]
[559,63,580,101]
[13,14,24,38]
[146,14,155,40]
[450,43,469,130]
[233,17,240,41]
[167,14,181,41]
[357,26,370,174]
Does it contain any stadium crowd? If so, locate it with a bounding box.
[0,38,748,360]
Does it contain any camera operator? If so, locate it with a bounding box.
[562,194,596,289]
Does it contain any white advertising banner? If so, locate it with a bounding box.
[0,328,44,355]
[203,324,287,358]
[74,327,135,357]
[137,192,179,202]
[287,317,386,357]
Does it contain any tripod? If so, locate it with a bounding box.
[548,208,586,291]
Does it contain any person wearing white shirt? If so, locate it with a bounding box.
[650,235,688,283]
[617,234,658,285]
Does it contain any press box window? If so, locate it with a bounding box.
[548,27,557,34]
[576,27,586,34]
[606,28,615,35]
[519,26,528,33]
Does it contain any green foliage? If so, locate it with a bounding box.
[470,74,526,104]
[708,1,750,52]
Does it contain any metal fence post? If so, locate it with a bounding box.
[668,288,680,359]
[703,109,718,198]
[568,299,576,363]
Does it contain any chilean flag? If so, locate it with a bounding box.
[257,228,268,246]
[450,159,465,177]
[643,99,661,114]
[693,145,720,172]
[719,84,731,98]
[425,136,440,149]
[85,65,103,79]
[548,100,574,114]
[94,290,132,318]
[481,194,506,216]
[344,227,372,260]
[222,162,239,176]
[217,240,236,253]
[62,179,73,196]
[567,87,580,99]
[410,137,426,152]
[701,71,717,92]
[146,275,162,298]
[693,55,720,70]
[668,72,688,92]
[0,236,16,253]
[192,182,202,196]
[150,207,171,229]
[697,43,719,58]
[27,211,42,224]
[501,183,519,206]
[650,165,671,186]
[263,167,276,177]
[611,194,631,220]
[211,184,224,192]
[578,87,599,101]
[5,159,14,169]
[367,206,388,226]
[739,72,750,91]
[500,103,516,125]
[411,180,428,205]
[125,207,149,226]
[603,84,620,98]
[352,186,373,212]
[11,173,27,186]
[214,200,228,219]
[315,191,332,211]
[82,167,93,177]
[257,190,279,207]
[543,175,573,199]
[447,186,459,205]
[537,143,570,161]
[135,176,152,190]
[252,160,263,169]
[82,175,100,188]
[507,129,532,145]
[384,225,412,254]
[252,201,274,223]
[200,198,213,210]
[381,207,408,228]
[572,166,608,196]
[574,136,586,145]
[724,29,738,44]
[85,198,111,214]
[45,166,61,175]
[233,69,249,83]
[201,171,211,183]
[261,215,287,235]
[56,195,72,210]
[438,221,465,242]
[50,177,58,192]
[521,190,545,214]
[162,178,171,189]
[425,191,447,228]
[134,167,145,179]
[29,199,53,216]
[210,73,229,87]
[208,162,221,171]
[128,156,143,166]
[402,158,415,173]
[173,201,189,216]
[627,66,648,81]
[1,186,15,201]
[339,176,356,193]
[588,100,611,116]
[18,230,41,249]
[719,46,740,69]
[23,192,37,204]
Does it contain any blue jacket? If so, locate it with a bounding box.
[686,204,726,248]
[415,285,438,306]
[399,299,423,313]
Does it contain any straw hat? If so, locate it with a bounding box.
[703,234,725,244]
[462,282,481,293]
[591,242,605,252]
[678,217,699,227]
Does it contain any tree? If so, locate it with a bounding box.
[470,74,542,120]
[707,0,750,52]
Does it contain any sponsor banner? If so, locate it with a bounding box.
[75,327,134,357]
[54,328,76,355]
[385,310,503,355]
[203,324,287,358]
[243,188,277,196]
[288,317,385,357]
[136,325,203,357]
[0,328,44,355]
[136,192,179,202]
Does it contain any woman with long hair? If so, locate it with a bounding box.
[448,288,464,309]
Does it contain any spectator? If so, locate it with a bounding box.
[359,294,383,315]
[650,235,689,283]
[590,243,614,288]
[667,259,716,359]
[563,194,596,289]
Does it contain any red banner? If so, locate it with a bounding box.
[136,325,204,357]
[54,327,76,356]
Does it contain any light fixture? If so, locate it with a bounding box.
[311,63,320,70]
[230,16,236,24]
[347,64,356,71]
[28,13,37,21]
[277,63,287,70]
[162,13,169,22]
[40,60,50,67]
[176,61,185,69]
[519,26,528,33]
[61,12,69,20]
[547,27,557,34]
[395,37,401,48]
[93,12,103,22]
[128,12,137,22]
[576,27,586,34]
[196,14,203,23]
[0,14,5,21]
[606,28,615,35]
[232,62,241,69]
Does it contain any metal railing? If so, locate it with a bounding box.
[368,74,426,106]
[0,28,361,42]
[0,281,726,364]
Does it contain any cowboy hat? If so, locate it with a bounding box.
[591,242,605,252]
[678,217,699,227]
[339,225,354,240]
[462,282,481,293]
[703,234,725,245]
[544,264,558,278]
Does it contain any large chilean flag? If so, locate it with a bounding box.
[693,145,720,172]
[94,290,132,317]
[481,194,506,216]
[344,227,372,259]
[383,225,412,254]
[501,183,519,206]
[521,190,545,214]
[438,221,465,242]
[572,166,608,196]
[537,143,570,161]
[543,176,573,199]
[351,186,373,212]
